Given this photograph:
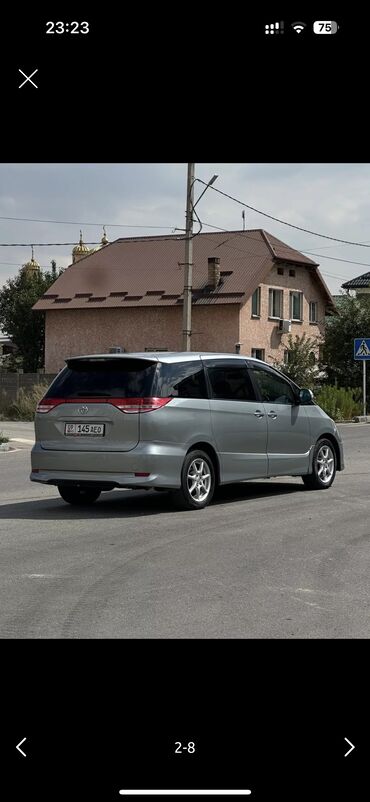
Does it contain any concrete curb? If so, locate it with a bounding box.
[9,437,34,445]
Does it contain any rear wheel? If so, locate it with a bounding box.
[171,450,215,510]
[58,486,101,505]
[302,438,336,490]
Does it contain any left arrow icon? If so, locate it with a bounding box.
[16,738,27,757]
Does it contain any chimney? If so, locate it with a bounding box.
[208,257,220,289]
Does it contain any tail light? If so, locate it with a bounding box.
[111,397,172,413]
[36,398,65,413]
[36,397,172,413]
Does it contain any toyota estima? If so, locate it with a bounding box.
[30,352,344,510]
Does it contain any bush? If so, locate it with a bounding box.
[314,385,362,421]
[4,383,49,421]
[0,431,9,444]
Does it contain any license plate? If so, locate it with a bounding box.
[64,423,105,436]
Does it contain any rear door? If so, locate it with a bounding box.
[203,358,268,482]
[36,357,158,453]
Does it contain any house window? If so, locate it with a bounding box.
[309,301,318,323]
[251,287,261,317]
[269,288,283,318]
[277,267,284,275]
[289,269,296,277]
[290,291,303,321]
[251,348,265,361]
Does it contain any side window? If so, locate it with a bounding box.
[250,366,296,405]
[207,364,256,401]
[154,361,208,399]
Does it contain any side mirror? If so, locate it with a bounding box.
[299,388,314,404]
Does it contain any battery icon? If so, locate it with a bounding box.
[313,21,339,34]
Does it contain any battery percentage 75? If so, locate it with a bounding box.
[313,21,339,34]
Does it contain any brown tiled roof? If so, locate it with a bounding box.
[32,229,335,311]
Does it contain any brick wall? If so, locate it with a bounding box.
[44,305,240,372]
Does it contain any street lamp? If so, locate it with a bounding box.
[193,174,218,209]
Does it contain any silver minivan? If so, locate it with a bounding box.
[30,352,344,510]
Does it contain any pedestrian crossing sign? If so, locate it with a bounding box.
[354,338,370,359]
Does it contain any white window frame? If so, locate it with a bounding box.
[309,301,318,323]
[251,348,265,361]
[289,291,303,321]
[268,288,283,319]
[251,287,261,317]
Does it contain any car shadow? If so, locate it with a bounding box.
[0,480,306,521]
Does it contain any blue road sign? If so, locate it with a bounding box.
[354,338,370,359]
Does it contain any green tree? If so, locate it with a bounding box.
[323,293,370,389]
[272,332,321,388]
[0,262,63,372]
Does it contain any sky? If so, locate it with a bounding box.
[1,163,370,297]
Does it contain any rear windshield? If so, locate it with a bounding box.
[46,359,157,398]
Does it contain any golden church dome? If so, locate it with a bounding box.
[72,231,92,263]
[22,246,40,275]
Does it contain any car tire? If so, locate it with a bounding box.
[58,486,101,505]
[171,450,215,510]
[302,438,336,490]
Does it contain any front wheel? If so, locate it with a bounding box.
[171,450,215,510]
[58,486,101,505]
[302,439,336,490]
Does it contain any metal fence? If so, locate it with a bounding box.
[0,373,56,403]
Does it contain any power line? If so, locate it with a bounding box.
[0,215,176,228]
[300,252,370,268]
[198,180,370,248]
[0,241,101,247]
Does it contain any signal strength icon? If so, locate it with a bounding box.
[265,21,284,35]
[291,22,306,33]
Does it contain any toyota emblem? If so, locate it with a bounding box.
[78,406,89,415]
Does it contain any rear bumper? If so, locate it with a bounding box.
[30,442,185,489]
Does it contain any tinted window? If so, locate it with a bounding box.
[46,359,157,398]
[153,361,208,399]
[250,366,296,405]
[207,364,256,401]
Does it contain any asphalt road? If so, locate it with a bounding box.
[0,424,369,638]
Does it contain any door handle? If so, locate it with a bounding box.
[267,411,277,419]
[254,410,265,418]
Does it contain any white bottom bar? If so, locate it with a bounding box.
[120,788,252,796]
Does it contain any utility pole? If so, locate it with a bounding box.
[182,162,195,351]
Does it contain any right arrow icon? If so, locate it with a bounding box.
[344,737,355,757]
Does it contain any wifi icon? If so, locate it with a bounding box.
[291,21,306,33]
